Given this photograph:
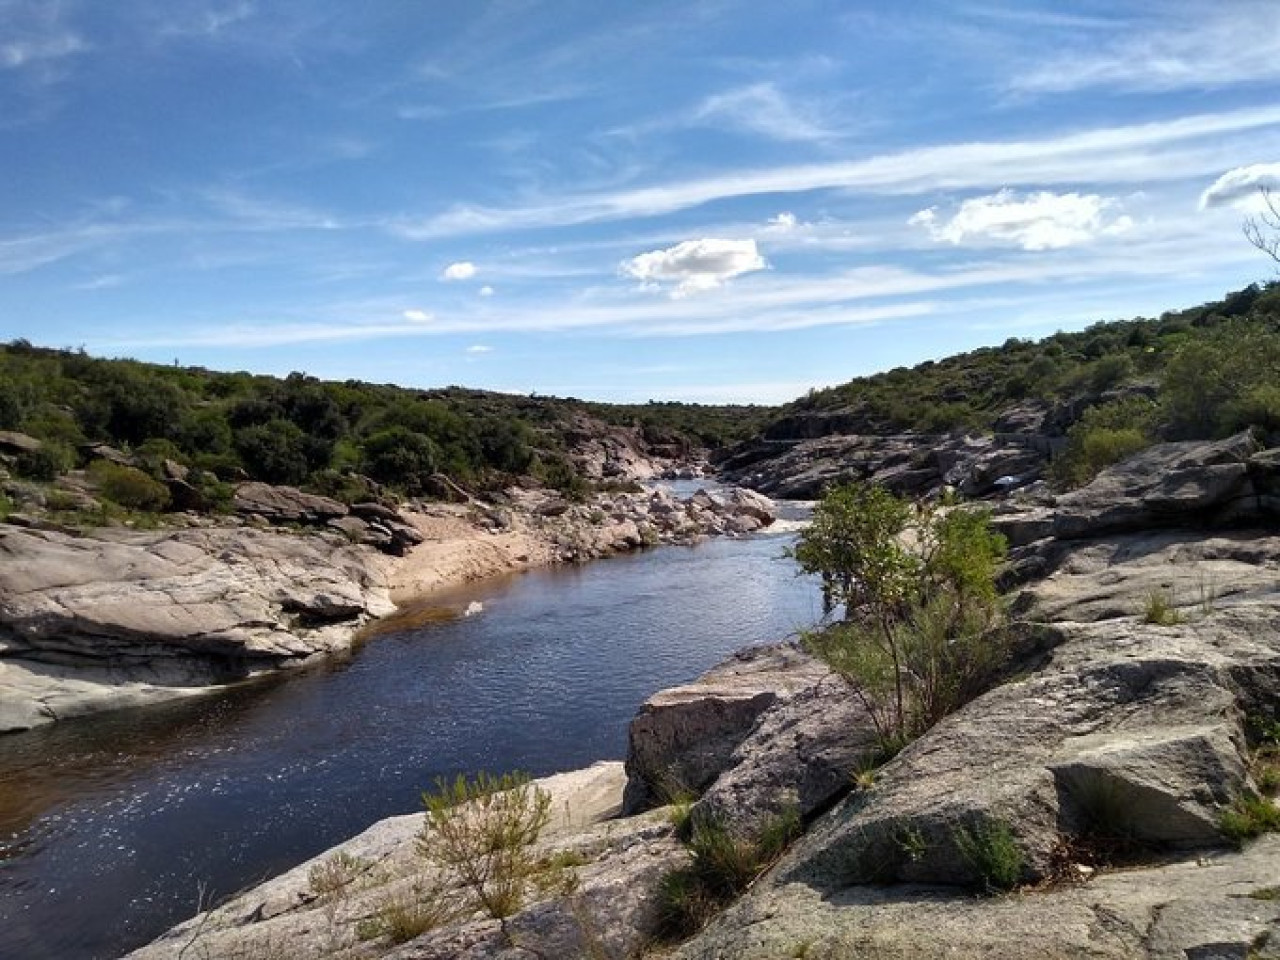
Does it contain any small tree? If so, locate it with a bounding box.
[793,483,1007,745]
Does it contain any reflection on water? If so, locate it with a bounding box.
[0,528,821,960]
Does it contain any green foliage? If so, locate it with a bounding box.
[796,483,1008,745]
[1219,793,1280,845]
[0,342,755,502]
[1049,396,1159,490]
[1142,589,1183,626]
[356,889,451,944]
[14,441,73,481]
[952,820,1024,892]
[87,460,171,512]
[417,771,552,924]
[362,426,439,493]
[1161,319,1280,439]
[234,418,311,486]
[657,810,801,940]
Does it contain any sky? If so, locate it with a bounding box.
[3,1,1280,405]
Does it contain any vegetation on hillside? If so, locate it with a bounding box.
[779,283,1280,468]
[0,342,771,501]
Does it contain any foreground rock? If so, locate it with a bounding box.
[126,763,688,960]
[671,529,1280,956]
[0,523,395,733]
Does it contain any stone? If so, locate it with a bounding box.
[232,482,348,524]
[622,642,833,814]
[0,430,42,455]
[0,523,393,732]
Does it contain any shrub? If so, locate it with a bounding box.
[307,851,368,899]
[1219,793,1280,845]
[356,888,451,944]
[87,460,171,512]
[952,819,1023,892]
[234,418,311,486]
[1049,396,1159,490]
[417,771,552,926]
[1142,589,1183,626]
[14,441,73,481]
[795,483,1007,746]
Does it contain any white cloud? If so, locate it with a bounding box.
[465,344,492,354]
[1199,164,1280,210]
[622,238,767,297]
[440,260,477,281]
[910,189,1133,250]
[479,285,495,296]
[692,82,837,143]
[397,105,1280,239]
[765,212,799,233]
[402,308,431,322]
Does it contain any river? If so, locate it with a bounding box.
[0,518,823,959]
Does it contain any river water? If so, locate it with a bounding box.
[0,517,823,959]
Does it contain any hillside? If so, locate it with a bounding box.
[721,283,1280,499]
[0,343,771,515]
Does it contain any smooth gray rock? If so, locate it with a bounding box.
[0,523,393,732]
[232,481,349,523]
[622,642,829,814]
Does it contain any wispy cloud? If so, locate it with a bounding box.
[1009,2,1280,94]
[0,0,88,80]
[398,105,1280,239]
[691,82,840,143]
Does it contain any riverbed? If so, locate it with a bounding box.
[0,524,822,959]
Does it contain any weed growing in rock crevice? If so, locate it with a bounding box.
[656,809,802,940]
[951,819,1024,893]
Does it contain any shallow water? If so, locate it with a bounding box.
[0,525,822,959]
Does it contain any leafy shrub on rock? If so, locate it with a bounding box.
[416,771,552,929]
[793,482,1007,746]
[87,460,171,511]
[1049,395,1159,491]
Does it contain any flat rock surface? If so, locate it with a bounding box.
[0,523,394,732]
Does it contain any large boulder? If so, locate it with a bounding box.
[622,642,829,813]
[232,482,348,524]
[1051,432,1261,539]
[0,523,393,732]
[126,763,689,960]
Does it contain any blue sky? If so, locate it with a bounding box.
[3,1,1280,404]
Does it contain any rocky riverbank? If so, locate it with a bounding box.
[0,478,777,735]
[126,434,1280,959]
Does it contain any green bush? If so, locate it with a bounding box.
[87,460,171,511]
[1049,396,1159,490]
[14,441,73,481]
[657,810,801,940]
[1219,793,1280,845]
[234,418,311,486]
[795,483,1007,745]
